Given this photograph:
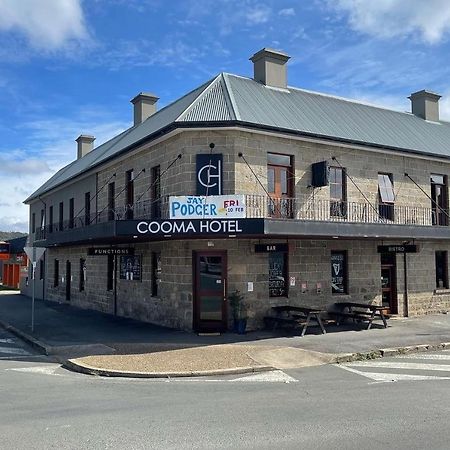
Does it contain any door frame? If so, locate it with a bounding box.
[193,250,228,332]
[381,254,397,314]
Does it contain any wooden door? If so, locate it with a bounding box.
[381,256,397,314]
[193,251,227,332]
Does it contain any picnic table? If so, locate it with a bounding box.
[264,305,327,337]
[330,301,388,329]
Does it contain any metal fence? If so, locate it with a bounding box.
[34,194,437,241]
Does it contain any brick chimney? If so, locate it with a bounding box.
[76,135,95,159]
[409,90,441,122]
[250,48,290,89]
[131,92,159,126]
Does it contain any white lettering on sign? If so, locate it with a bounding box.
[137,220,243,235]
[169,195,246,219]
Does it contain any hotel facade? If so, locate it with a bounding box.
[24,48,450,332]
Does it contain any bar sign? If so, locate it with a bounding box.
[255,243,288,253]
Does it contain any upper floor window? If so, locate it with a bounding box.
[151,165,161,218]
[378,173,395,221]
[40,209,45,230]
[69,198,74,229]
[431,174,448,226]
[31,213,36,234]
[125,169,134,219]
[108,182,115,221]
[59,202,64,231]
[85,192,91,226]
[329,167,346,218]
[267,153,293,218]
[49,206,53,233]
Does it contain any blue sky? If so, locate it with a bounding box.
[1,0,450,232]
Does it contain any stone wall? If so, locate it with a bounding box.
[43,237,450,331]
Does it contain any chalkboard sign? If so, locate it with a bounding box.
[120,255,141,281]
[331,251,347,294]
[269,252,287,297]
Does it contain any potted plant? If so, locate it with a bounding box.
[228,289,247,334]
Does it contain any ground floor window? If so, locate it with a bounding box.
[151,252,161,297]
[54,259,59,287]
[435,251,448,289]
[269,251,288,297]
[331,251,348,294]
[79,258,86,291]
[107,255,114,291]
[39,259,44,280]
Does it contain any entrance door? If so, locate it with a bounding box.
[380,253,397,314]
[193,251,227,332]
[66,260,71,302]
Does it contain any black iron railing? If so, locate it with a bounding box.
[34,194,438,241]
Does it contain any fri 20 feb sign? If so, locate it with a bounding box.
[169,195,246,219]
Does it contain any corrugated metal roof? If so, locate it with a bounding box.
[226,73,450,156]
[26,72,450,202]
[178,74,235,122]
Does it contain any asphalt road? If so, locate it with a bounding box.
[0,328,449,450]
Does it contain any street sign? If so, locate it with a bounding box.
[377,245,418,253]
[23,246,46,333]
[24,246,46,262]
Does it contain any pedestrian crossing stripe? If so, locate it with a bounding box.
[230,370,298,383]
[340,365,450,382]
[0,346,31,355]
[344,361,450,371]
[339,352,450,382]
[6,365,61,376]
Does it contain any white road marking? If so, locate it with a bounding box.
[0,346,30,355]
[230,370,298,383]
[340,365,450,382]
[396,353,450,360]
[345,361,450,372]
[6,365,62,376]
[0,338,15,344]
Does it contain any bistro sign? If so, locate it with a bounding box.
[116,219,265,237]
[377,245,418,254]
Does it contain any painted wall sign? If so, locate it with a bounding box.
[254,243,288,253]
[116,219,265,237]
[169,195,246,219]
[331,252,346,294]
[196,154,223,195]
[377,245,418,253]
[88,247,135,256]
[119,255,141,281]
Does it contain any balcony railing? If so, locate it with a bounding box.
[34,195,438,241]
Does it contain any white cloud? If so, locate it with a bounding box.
[0,112,129,232]
[439,92,450,121]
[0,0,89,50]
[279,8,295,17]
[246,5,271,24]
[329,0,450,44]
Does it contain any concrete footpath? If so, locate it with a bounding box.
[1,290,450,377]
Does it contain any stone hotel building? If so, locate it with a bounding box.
[24,48,450,332]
